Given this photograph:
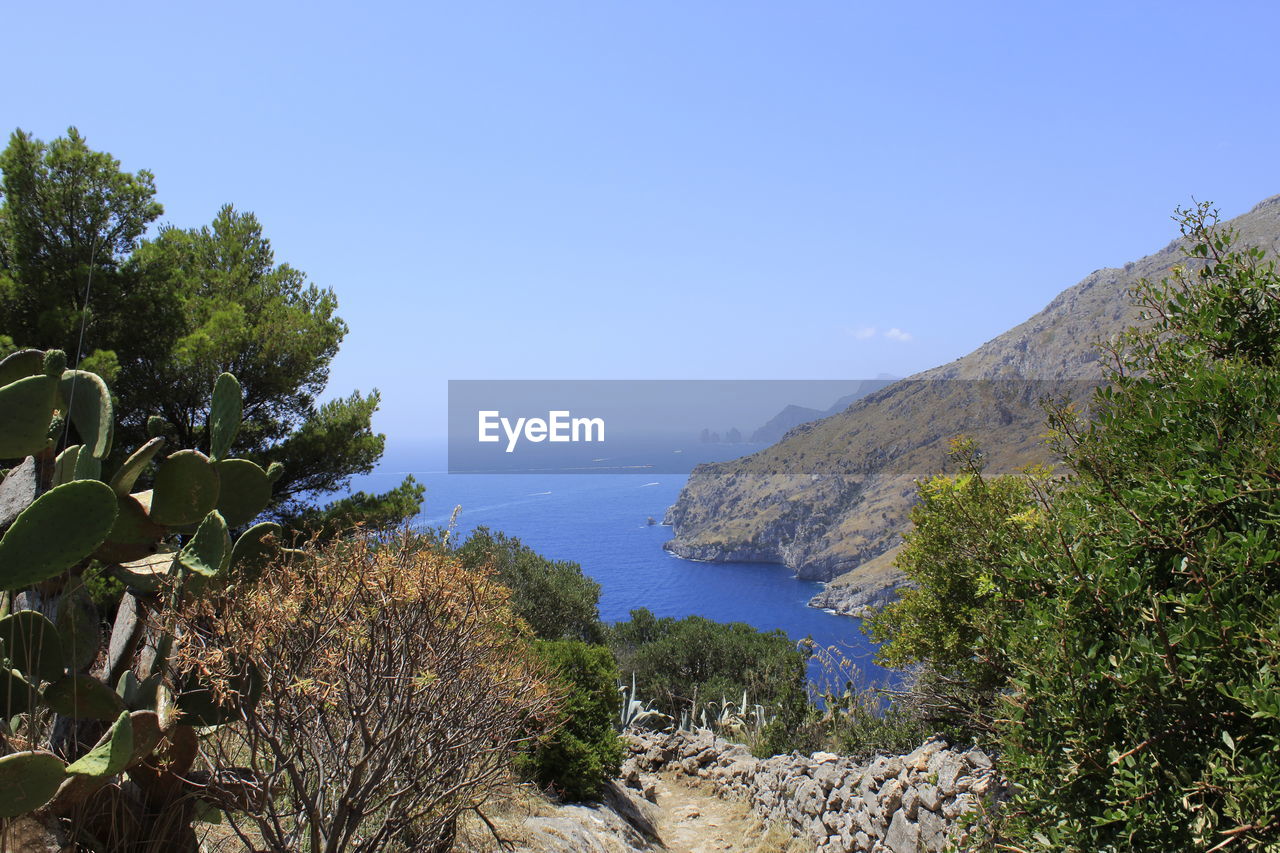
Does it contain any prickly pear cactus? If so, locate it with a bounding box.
[0,349,287,841]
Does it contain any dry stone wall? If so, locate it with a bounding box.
[621,729,1002,852]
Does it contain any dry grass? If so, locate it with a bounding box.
[743,814,814,853]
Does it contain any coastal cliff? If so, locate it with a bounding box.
[665,195,1280,614]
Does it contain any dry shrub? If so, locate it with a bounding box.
[176,532,559,853]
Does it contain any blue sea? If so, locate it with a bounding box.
[356,442,892,692]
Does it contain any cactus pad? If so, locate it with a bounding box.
[127,710,164,767]
[109,550,177,595]
[0,479,119,591]
[109,549,177,595]
[0,667,37,720]
[178,511,229,578]
[42,350,66,377]
[73,443,102,481]
[230,522,283,581]
[209,373,243,461]
[65,710,133,778]
[59,370,114,459]
[57,580,101,672]
[52,444,82,487]
[109,436,165,495]
[214,459,272,527]
[43,674,128,721]
[150,449,220,527]
[0,349,43,387]
[0,374,58,459]
[0,610,66,683]
[95,492,167,564]
[0,751,66,818]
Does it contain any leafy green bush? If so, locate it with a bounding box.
[824,692,935,761]
[989,206,1280,851]
[866,437,1045,739]
[606,608,809,733]
[517,639,624,801]
[454,527,603,642]
[874,203,1280,850]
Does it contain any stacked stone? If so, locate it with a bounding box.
[620,729,1000,853]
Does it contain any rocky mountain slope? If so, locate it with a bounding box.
[664,197,1280,614]
[749,379,894,444]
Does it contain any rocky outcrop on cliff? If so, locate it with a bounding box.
[620,728,1003,852]
[664,196,1280,612]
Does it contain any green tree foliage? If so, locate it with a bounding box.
[874,203,1280,850]
[279,473,424,540]
[866,436,1046,735]
[454,527,603,642]
[0,127,165,378]
[517,640,624,801]
[0,128,421,530]
[990,206,1280,851]
[606,608,809,725]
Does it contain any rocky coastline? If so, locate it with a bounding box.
[662,198,1280,613]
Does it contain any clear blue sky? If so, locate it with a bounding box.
[7,1,1280,441]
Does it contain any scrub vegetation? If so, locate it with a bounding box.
[3,126,1277,852]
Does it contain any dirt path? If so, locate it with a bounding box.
[648,772,792,853]
[453,771,805,853]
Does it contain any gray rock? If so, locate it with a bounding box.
[916,783,940,812]
[917,807,948,853]
[884,810,920,853]
[826,784,848,812]
[968,773,995,797]
[943,792,976,820]
[901,785,920,820]
[854,808,876,837]
[964,747,993,770]
[0,457,39,532]
[905,738,946,772]
[871,756,904,782]
[813,765,841,793]
[935,753,965,796]
[878,778,906,813]
[618,730,1000,852]
[797,779,822,815]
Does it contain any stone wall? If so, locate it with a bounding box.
[620,729,1000,852]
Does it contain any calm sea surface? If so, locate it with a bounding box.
[357,444,892,691]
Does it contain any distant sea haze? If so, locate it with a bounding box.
[357,443,892,691]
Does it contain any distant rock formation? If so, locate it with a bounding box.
[748,379,895,445]
[665,195,1280,613]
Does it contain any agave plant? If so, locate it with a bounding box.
[618,672,670,731]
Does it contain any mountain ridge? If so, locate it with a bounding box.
[663,196,1280,614]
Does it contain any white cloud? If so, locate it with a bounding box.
[851,326,877,340]
[884,328,913,342]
